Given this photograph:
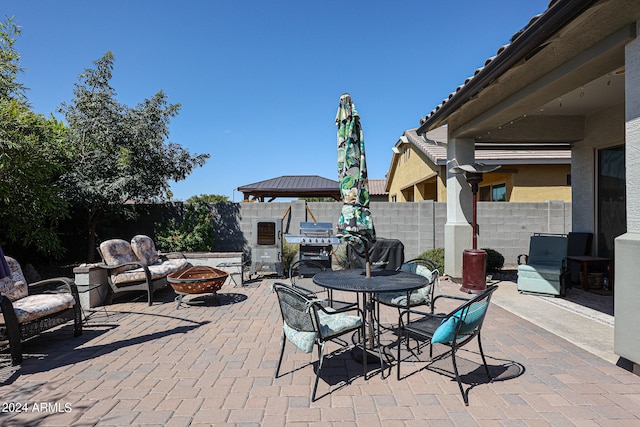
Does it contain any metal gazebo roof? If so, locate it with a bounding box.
[237,175,341,202]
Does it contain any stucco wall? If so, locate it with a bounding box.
[386,145,439,202]
[388,145,571,203]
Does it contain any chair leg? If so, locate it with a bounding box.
[274,330,286,378]
[477,332,492,381]
[396,321,403,380]
[312,342,326,402]
[450,345,468,406]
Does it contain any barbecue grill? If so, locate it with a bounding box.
[285,222,342,271]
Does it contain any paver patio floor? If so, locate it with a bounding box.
[1,275,639,426]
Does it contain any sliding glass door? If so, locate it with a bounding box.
[597,145,626,257]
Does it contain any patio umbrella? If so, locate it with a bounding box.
[335,93,376,277]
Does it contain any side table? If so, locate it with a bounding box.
[566,256,613,292]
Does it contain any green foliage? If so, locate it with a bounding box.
[282,241,298,275]
[155,203,216,252]
[57,51,210,260]
[0,18,71,257]
[186,194,229,203]
[481,247,505,271]
[0,17,26,101]
[417,247,445,274]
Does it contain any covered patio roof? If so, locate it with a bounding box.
[237,175,341,202]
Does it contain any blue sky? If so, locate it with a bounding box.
[4,0,549,201]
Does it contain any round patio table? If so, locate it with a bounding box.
[313,269,428,378]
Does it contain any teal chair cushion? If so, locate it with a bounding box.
[377,263,434,307]
[431,302,488,344]
[317,310,363,339]
[283,323,317,353]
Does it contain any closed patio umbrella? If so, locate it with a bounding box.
[336,93,376,277]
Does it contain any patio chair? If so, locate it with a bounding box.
[273,282,365,401]
[0,256,82,365]
[517,233,568,296]
[289,259,358,310]
[396,284,498,406]
[374,257,439,315]
[288,259,330,298]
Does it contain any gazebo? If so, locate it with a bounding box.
[237,175,341,202]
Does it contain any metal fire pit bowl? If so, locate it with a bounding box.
[167,266,228,309]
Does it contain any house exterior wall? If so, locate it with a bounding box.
[616,25,640,370]
[387,146,571,203]
[387,145,439,202]
[508,165,571,202]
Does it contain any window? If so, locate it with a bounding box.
[492,184,506,202]
[480,183,506,201]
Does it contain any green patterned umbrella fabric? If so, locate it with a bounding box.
[335,93,376,246]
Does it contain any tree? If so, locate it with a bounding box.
[58,52,209,261]
[0,17,26,102]
[186,194,230,203]
[0,18,71,257]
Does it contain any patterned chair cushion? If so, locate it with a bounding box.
[111,259,191,286]
[147,259,190,277]
[376,286,432,307]
[0,257,28,301]
[316,310,363,339]
[283,322,317,353]
[376,263,435,307]
[0,293,76,325]
[99,239,138,274]
[131,235,159,265]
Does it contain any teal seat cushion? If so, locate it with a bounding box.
[317,310,362,339]
[376,286,431,307]
[283,322,317,353]
[431,302,488,344]
[377,263,434,307]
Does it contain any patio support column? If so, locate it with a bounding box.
[615,20,640,373]
[444,136,474,279]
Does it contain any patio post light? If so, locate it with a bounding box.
[450,163,501,293]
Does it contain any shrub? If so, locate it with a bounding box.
[481,247,505,271]
[282,241,299,275]
[417,247,445,274]
[154,203,216,252]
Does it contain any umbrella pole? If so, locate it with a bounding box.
[364,239,371,278]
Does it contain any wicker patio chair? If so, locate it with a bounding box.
[273,282,365,401]
[396,284,498,405]
[0,256,82,365]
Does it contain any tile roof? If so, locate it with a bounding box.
[237,175,388,200]
[368,179,388,196]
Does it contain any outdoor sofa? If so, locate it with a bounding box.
[96,235,190,305]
